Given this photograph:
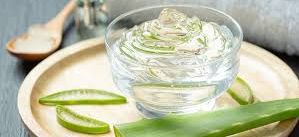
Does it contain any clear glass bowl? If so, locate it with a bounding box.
[105,5,243,118]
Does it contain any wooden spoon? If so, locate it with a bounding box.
[6,0,76,61]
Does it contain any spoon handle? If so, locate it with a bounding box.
[46,0,76,32]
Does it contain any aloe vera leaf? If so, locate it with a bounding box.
[114,98,299,137]
[56,105,109,134]
[228,77,255,105]
[39,89,126,105]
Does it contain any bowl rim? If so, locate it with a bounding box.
[105,4,243,68]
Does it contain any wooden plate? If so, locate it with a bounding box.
[18,38,299,137]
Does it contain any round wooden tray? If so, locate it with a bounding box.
[18,38,299,137]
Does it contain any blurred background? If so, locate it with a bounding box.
[0,0,298,136]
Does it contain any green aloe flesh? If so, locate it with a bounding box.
[131,42,176,54]
[114,98,299,137]
[56,105,110,134]
[119,44,137,61]
[39,89,127,105]
[228,77,255,105]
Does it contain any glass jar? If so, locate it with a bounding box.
[75,0,108,39]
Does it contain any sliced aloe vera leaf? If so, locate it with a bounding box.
[114,98,299,137]
[39,89,127,105]
[132,42,175,54]
[228,77,254,105]
[56,105,109,134]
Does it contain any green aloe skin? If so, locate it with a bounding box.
[56,105,110,134]
[114,99,299,137]
[227,77,256,105]
[39,89,127,105]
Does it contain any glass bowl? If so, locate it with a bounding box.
[105,5,243,118]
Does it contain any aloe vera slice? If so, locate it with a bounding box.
[114,98,299,137]
[39,89,127,105]
[56,105,109,134]
[228,77,255,105]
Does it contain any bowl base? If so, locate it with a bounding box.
[136,99,216,119]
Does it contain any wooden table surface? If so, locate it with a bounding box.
[0,0,298,136]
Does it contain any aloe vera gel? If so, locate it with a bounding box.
[118,8,233,61]
[105,6,243,117]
